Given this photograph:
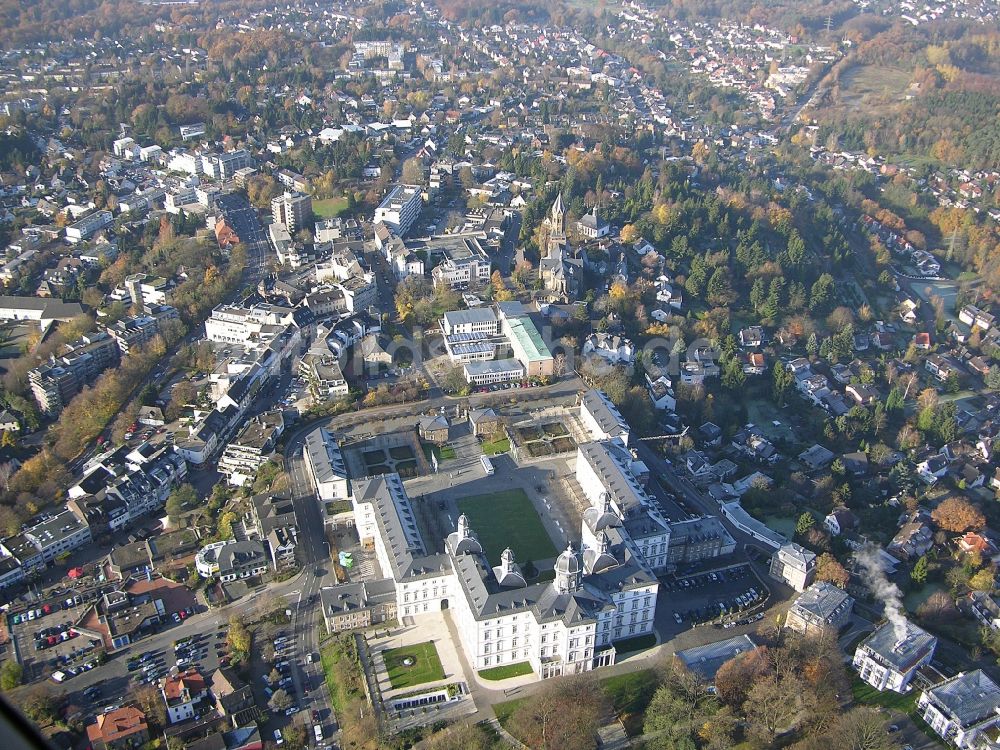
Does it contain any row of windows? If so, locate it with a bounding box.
[482,649,531,667]
[402,603,431,615]
[403,586,442,603]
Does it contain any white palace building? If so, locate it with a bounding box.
[320,390,665,679]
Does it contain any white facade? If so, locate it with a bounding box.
[342,461,660,681]
[853,620,937,693]
[303,427,350,502]
[917,671,1000,749]
[24,510,93,563]
[203,303,296,345]
[769,543,816,592]
[431,256,491,289]
[65,211,113,243]
[575,440,671,573]
[580,389,630,444]
[373,185,422,235]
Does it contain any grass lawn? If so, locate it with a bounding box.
[903,582,945,612]
[493,697,527,729]
[601,670,660,737]
[383,641,445,690]
[764,516,796,538]
[325,500,352,515]
[312,196,349,219]
[363,449,386,465]
[482,436,510,455]
[478,662,533,681]
[389,446,415,461]
[613,634,657,655]
[850,675,916,713]
[422,443,456,462]
[457,489,557,566]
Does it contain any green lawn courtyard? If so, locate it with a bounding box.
[383,641,445,690]
[422,443,457,462]
[481,436,511,455]
[312,196,350,219]
[456,489,557,566]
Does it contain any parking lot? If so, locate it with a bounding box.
[656,563,771,632]
[8,591,104,681]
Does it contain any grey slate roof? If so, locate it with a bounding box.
[922,669,1000,728]
[859,620,937,672]
[789,581,853,625]
[442,307,498,328]
[581,389,629,438]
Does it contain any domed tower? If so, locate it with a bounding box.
[447,513,483,556]
[583,530,617,575]
[554,543,582,594]
[493,547,526,588]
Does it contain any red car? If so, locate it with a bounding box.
[46,636,57,646]
[42,604,52,614]
[178,610,187,620]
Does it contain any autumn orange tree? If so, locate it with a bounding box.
[509,675,605,750]
[931,496,986,533]
[815,552,850,588]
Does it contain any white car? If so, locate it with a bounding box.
[273,729,284,745]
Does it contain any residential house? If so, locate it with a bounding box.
[740,351,766,375]
[738,326,765,348]
[846,384,879,406]
[926,354,961,383]
[210,668,259,727]
[841,452,869,476]
[162,668,208,724]
[968,591,1000,631]
[769,543,816,592]
[798,444,835,471]
[784,581,854,636]
[698,422,723,447]
[917,670,1000,749]
[824,508,859,537]
[86,706,150,750]
[917,452,949,485]
[418,415,449,444]
[468,408,501,437]
[852,619,937,693]
[888,514,934,561]
[646,374,677,412]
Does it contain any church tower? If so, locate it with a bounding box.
[549,193,566,240]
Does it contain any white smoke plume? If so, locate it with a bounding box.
[854,543,909,643]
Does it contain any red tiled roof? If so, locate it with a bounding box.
[86,706,148,743]
[163,668,206,701]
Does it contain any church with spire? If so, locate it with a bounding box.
[538,194,584,301]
